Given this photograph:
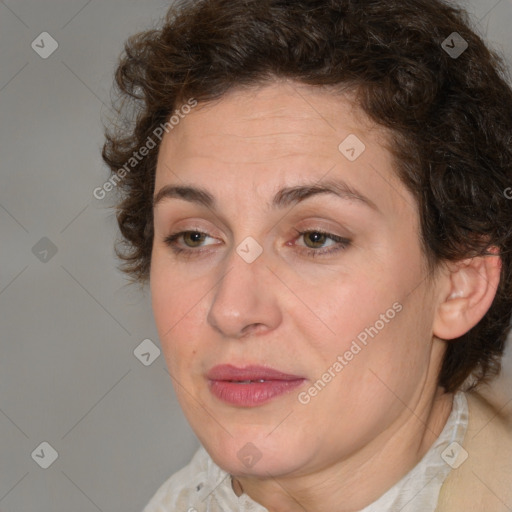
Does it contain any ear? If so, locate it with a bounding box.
[433,247,502,340]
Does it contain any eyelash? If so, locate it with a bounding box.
[163,229,351,259]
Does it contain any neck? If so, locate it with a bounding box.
[232,387,454,512]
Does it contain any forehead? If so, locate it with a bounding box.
[160,83,372,160]
[155,82,415,218]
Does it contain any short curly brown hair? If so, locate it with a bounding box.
[102,0,512,393]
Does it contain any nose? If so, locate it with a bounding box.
[206,246,282,339]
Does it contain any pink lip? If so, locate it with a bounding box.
[207,364,305,407]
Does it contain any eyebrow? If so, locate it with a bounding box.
[153,178,378,212]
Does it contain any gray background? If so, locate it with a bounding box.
[0,1,511,511]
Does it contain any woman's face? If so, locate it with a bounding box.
[150,82,446,478]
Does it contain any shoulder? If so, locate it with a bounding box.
[143,445,213,512]
[436,389,512,512]
[464,389,512,463]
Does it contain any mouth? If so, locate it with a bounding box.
[207,364,305,407]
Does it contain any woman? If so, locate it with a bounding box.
[102,0,512,510]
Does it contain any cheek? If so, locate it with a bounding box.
[306,274,392,344]
[150,245,204,319]
[150,259,205,370]
[303,254,430,373]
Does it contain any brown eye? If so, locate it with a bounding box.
[163,230,218,252]
[292,229,352,257]
[303,231,329,249]
[182,231,207,247]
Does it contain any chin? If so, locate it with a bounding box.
[198,427,308,478]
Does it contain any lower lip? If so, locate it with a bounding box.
[208,379,305,407]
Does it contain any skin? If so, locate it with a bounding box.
[149,81,467,511]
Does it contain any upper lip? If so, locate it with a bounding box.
[207,364,304,381]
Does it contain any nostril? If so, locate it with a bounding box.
[240,323,266,337]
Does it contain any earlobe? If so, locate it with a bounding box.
[433,248,502,340]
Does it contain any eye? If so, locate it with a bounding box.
[293,229,351,257]
[163,230,220,256]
